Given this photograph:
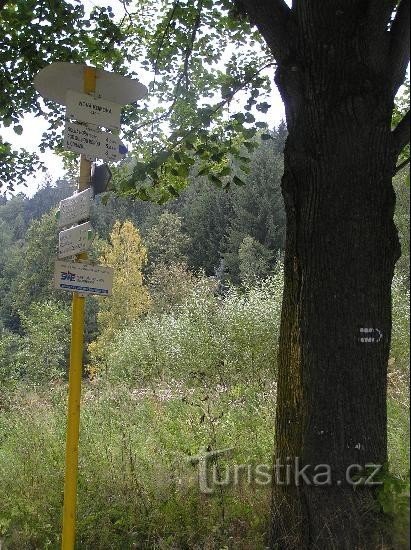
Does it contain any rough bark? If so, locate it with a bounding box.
[269,2,404,546]
[236,1,408,548]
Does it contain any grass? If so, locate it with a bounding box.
[0,381,275,549]
[0,375,408,549]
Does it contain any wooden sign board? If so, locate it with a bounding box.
[34,62,147,105]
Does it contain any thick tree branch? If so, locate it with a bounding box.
[392,110,410,158]
[233,0,292,62]
[388,0,410,93]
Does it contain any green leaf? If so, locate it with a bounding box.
[197,166,209,176]
[157,150,171,164]
[256,102,271,113]
[233,175,246,186]
[211,151,224,162]
[13,125,23,135]
[261,133,273,141]
[231,113,245,123]
[167,184,179,197]
[243,141,258,152]
[133,162,147,180]
[242,127,257,139]
[209,174,222,187]
[177,164,189,177]
[137,188,150,201]
[240,164,251,174]
[218,166,231,177]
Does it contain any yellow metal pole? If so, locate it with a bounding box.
[61,66,96,550]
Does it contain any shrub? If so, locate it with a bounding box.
[101,270,283,387]
[17,300,70,383]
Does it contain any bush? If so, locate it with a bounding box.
[0,330,22,382]
[101,269,283,387]
[390,274,410,373]
[17,300,70,383]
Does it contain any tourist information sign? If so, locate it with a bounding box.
[34,62,148,550]
[66,90,122,130]
[58,222,93,259]
[58,188,94,228]
[54,260,114,296]
[63,121,126,162]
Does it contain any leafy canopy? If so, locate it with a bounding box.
[0,0,132,189]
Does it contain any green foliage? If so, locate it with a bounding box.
[93,0,277,199]
[179,177,232,274]
[100,270,283,387]
[144,211,191,268]
[0,180,72,330]
[0,1,131,189]
[392,79,410,166]
[394,169,410,283]
[376,463,410,549]
[391,274,410,373]
[147,262,199,314]
[238,235,274,284]
[0,193,27,240]
[223,138,285,282]
[88,221,151,373]
[0,382,274,549]
[0,270,409,548]
[17,300,70,383]
[13,210,61,314]
[0,329,22,382]
[0,138,42,192]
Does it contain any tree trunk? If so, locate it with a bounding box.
[270,13,401,550]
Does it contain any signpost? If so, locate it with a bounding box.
[34,62,148,550]
[63,121,126,162]
[58,222,93,259]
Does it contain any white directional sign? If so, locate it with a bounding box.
[66,90,122,130]
[63,121,125,162]
[34,62,147,105]
[54,260,114,296]
[58,188,94,228]
[59,221,93,259]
